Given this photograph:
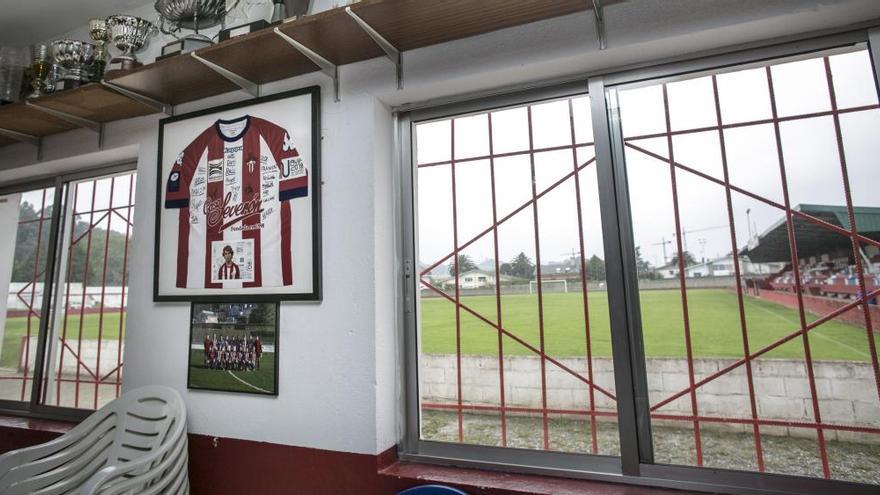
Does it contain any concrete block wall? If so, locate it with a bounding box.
[23,337,121,377]
[420,355,880,443]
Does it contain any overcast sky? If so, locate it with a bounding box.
[415,47,880,271]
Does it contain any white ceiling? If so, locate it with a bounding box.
[0,0,149,46]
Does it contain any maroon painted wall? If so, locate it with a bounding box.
[758,290,880,331]
[0,423,694,495]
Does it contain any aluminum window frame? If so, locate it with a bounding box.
[398,23,880,495]
[0,161,137,423]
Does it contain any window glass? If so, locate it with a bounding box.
[618,46,880,483]
[414,95,620,455]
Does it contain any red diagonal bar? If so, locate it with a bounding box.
[93,176,115,409]
[74,180,99,408]
[450,119,464,442]
[568,98,599,454]
[60,340,97,380]
[421,279,617,400]
[422,402,880,435]
[57,181,80,405]
[110,207,134,228]
[526,105,551,451]
[661,83,703,466]
[623,143,880,251]
[823,57,880,405]
[766,65,830,478]
[68,211,110,247]
[21,188,48,401]
[420,157,597,277]
[487,113,509,447]
[651,288,880,412]
[115,173,135,398]
[712,73,765,472]
[623,103,880,142]
[418,141,595,168]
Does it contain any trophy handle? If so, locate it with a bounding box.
[158,15,182,39]
[223,0,242,16]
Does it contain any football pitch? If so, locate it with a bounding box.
[420,289,880,361]
[1,313,124,369]
[188,349,276,394]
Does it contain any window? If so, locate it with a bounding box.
[406,89,620,460]
[0,166,136,418]
[618,45,880,484]
[402,33,880,495]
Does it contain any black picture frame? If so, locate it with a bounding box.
[186,302,280,396]
[153,86,322,302]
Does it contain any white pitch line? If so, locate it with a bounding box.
[226,371,272,393]
[749,301,869,359]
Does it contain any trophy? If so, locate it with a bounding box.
[106,15,157,72]
[155,0,235,58]
[52,40,97,91]
[88,18,110,81]
[26,43,52,99]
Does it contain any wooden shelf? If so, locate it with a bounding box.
[0,84,157,139]
[2,0,605,147]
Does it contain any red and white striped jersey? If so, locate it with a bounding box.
[164,115,308,289]
[217,262,241,280]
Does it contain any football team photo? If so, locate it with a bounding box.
[187,302,278,396]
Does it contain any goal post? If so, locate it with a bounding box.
[528,279,568,294]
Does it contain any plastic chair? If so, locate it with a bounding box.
[0,385,189,495]
[397,485,470,495]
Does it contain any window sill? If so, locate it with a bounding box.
[0,414,75,435]
[379,461,700,495]
[0,414,74,456]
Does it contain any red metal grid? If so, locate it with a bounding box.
[415,51,880,476]
[417,98,607,453]
[619,54,880,478]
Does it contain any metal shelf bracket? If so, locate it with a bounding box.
[25,101,105,149]
[100,80,173,115]
[190,52,261,98]
[0,127,39,147]
[274,27,340,102]
[345,6,402,90]
[0,127,41,160]
[591,0,607,50]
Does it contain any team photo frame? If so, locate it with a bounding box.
[154,86,321,301]
[187,302,279,396]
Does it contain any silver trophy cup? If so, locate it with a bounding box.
[155,0,229,43]
[106,15,157,71]
[51,40,97,90]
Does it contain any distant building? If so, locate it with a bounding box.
[656,254,783,279]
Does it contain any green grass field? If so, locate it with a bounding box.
[420,289,880,361]
[188,349,276,394]
[1,290,877,368]
[1,312,124,369]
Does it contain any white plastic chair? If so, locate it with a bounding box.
[0,385,189,495]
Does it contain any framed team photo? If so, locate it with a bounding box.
[187,302,279,396]
[154,86,321,301]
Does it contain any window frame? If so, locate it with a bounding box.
[398,24,880,495]
[0,161,137,423]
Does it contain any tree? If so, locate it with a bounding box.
[501,252,535,280]
[448,254,478,277]
[10,201,132,287]
[248,303,276,325]
[585,255,605,281]
[669,251,698,268]
[634,246,659,280]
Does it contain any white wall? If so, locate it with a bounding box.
[1,0,879,456]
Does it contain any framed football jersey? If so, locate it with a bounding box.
[154,86,321,301]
